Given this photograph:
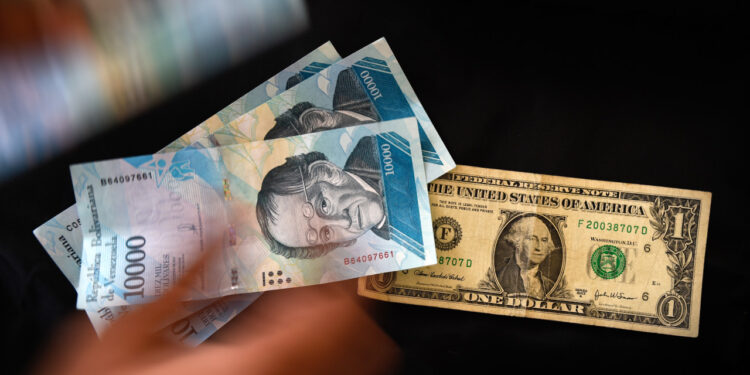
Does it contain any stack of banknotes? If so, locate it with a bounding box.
[34,39,712,343]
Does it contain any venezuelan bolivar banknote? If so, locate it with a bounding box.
[72,119,436,310]
[33,206,261,345]
[191,37,455,182]
[33,42,340,342]
[160,41,341,153]
[359,165,711,337]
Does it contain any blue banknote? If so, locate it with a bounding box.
[161,41,340,152]
[194,38,455,182]
[71,119,436,310]
[34,43,340,343]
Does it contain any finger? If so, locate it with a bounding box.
[207,281,402,375]
[251,283,401,375]
[101,240,224,344]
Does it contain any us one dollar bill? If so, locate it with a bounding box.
[72,119,436,310]
[191,37,455,182]
[359,165,711,337]
[34,42,340,342]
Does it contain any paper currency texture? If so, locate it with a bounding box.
[359,165,710,337]
[72,119,436,310]
[161,41,341,153]
[34,42,340,342]
[33,202,260,345]
[193,38,455,182]
[35,41,342,284]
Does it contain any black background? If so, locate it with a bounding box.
[1,1,745,373]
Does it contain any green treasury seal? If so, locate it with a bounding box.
[591,245,626,279]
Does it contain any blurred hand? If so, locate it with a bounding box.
[34,246,400,375]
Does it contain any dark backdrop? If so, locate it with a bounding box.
[1,1,744,373]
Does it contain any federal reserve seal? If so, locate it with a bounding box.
[433,217,462,251]
[591,245,626,279]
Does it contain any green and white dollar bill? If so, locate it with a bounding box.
[34,42,340,343]
[72,119,436,310]
[359,165,711,337]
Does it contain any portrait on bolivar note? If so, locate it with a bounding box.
[256,135,390,259]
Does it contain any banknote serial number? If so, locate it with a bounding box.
[438,256,472,268]
[578,219,648,235]
[344,251,394,265]
[101,172,153,186]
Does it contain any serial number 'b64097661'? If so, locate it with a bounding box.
[101,172,153,186]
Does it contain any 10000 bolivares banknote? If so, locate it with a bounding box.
[192,38,455,182]
[359,165,711,337]
[34,205,260,345]
[72,119,436,310]
[160,42,341,153]
[33,42,340,344]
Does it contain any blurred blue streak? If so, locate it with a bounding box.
[0,0,307,182]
